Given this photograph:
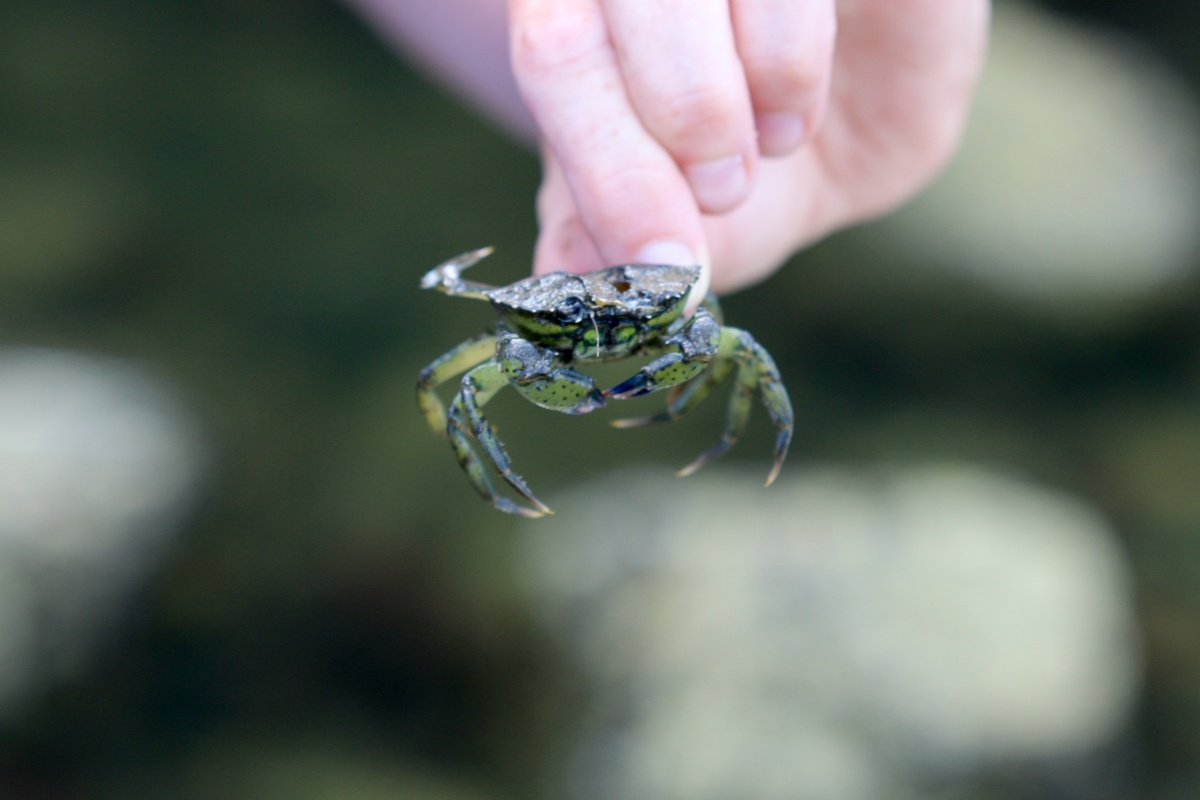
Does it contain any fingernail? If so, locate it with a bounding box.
[685,154,748,213]
[756,113,805,156]
[633,240,697,267]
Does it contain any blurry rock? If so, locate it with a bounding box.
[521,465,1139,800]
[882,2,1200,302]
[0,347,204,716]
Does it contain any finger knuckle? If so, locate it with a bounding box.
[742,14,837,107]
[744,47,831,106]
[651,83,746,150]
[510,7,608,78]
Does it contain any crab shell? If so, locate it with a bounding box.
[483,264,701,322]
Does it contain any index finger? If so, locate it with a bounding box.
[509,0,708,275]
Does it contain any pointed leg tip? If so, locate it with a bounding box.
[502,473,554,516]
[521,501,555,518]
[764,462,784,488]
[460,245,494,265]
[498,499,553,519]
[523,494,555,516]
[677,440,732,480]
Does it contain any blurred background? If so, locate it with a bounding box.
[0,0,1198,797]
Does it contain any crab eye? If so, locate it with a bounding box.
[555,296,586,321]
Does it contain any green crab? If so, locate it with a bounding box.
[417,247,793,518]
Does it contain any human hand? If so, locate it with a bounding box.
[510,0,990,295]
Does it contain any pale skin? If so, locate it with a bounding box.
[346,0,991,298]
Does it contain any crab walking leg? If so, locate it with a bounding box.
[447,362,554,518]
[417,332,497,436]
[610,295,730,427]
[604,307,722,400]
[676,328,794,486]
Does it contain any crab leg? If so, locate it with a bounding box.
[604,307,722,400]
[419,246,499,299]
[610,357,734,429]
[610,295,730,427]
[617,327,794,486]
[417,332,498,436]
[447,361,554,518]
[682,327,793,486]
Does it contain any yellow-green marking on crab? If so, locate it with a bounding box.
[416,248,794,518]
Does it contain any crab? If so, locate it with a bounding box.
[416,247,793,518]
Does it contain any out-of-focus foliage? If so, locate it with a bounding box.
[0,0,1198,798]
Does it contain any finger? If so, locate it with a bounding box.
[510,0,709,275]
[703,150,822,294]
[731,0,837,156]
[534,146,712,313]
[532,145,606,275]
[602,0,757,213]
[834,0,989,161]
[702,0,989,294]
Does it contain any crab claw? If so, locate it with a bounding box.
[420,246,495,294]
[604,374,654,400]
[562,387,606,415]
